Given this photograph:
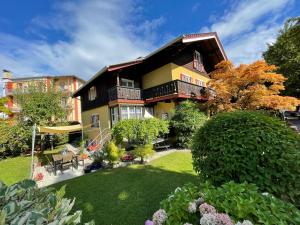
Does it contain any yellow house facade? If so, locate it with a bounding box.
[73,32,227,140]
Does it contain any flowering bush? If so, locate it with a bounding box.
[34,172,44,181]
[146,182,300,225]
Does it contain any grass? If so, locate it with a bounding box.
[0,156,32,185]
[54,151,198,225]
[0,144,66,185]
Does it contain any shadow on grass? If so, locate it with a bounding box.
[53,164,199,225]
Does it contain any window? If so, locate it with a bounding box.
[88,86,97,101]
[120,106,143,119]
[120,78,134,88]
[181,74,192,83]
[196,79,206,87]
[60,82,66,91]
[91,114,99,127]
[111,107,119,125]
[193,50,205,72]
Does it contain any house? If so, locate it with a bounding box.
[73,32,227,139]
[2,71,85,122]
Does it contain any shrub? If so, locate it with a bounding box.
[104,141,124,164]
[160,183,200,225]
[112,118,169,145]
[170,101,207,148]
[149,182,300,225]
[0,179,93,224]
[192,110,300,206]
[132,144,154,163]
[203,182,300,225]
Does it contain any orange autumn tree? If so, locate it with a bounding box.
[207,60,300,113]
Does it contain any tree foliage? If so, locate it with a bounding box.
[263,17,300,98]
[192,110,300,206]
[112,118,169,145]
[0,179,93,224]
[132,144,154,163]
[0,121,31,157]
[104,141,124,164]
[207,60,300,114]
[15,82,66,126]
[0,97,11,115]
[170,101,208,148]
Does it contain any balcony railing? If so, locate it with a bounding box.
[108,80,207,102]
[108,86,142,102]
[143,80,206,100]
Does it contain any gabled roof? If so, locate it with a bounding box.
[73,32,227,97]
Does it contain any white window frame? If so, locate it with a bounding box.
[181,74,192,83]
[196,79,206,87]
[120,106,143,120]
[88,86,97,101]
[91,114,100,128]
[120,78,134,88]
[193,50,205,72]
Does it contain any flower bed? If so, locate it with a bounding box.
[145,182,300,225]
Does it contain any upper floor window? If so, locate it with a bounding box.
[88,86,97,101]
[196,79,206,87]
[193,50,205,72]
[121,78,134,88]
[181,74,192,83]
[60,82,66,91]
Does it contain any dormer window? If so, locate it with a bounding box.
[193,50,205,72]
[88,86,97,101]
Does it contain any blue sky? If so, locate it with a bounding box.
[0,0,299,80]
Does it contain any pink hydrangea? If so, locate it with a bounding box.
[152,209,167,225]
[199,203,217,216]
[215,213,233,225]
[145,220,154,225]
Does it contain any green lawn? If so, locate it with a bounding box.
[54,151,198,225]
[0,156,32,185]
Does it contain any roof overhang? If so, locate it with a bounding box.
[73,32,227,97]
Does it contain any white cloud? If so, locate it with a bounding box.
[0,0,163,79]
[202,0,294,64]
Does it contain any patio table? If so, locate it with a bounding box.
[52,152,76,175]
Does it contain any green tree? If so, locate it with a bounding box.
[132,144,154,163]
[112,118,169,145]
[15,82,66,126]
[170,101,208,148]
[263,17,300,97]
[104,141,124,165]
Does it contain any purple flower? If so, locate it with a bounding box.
[145,220,154,225]
[152,209,167,225]
[199,203,217,216]
[215,213,233,225]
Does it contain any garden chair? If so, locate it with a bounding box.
[45,155,54,175]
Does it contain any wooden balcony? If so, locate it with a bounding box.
[108,80,208,103]
[108,86,143,102]
[143,80,207,101]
